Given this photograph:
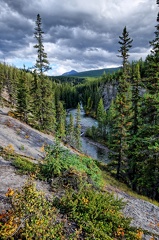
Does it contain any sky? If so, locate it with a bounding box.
[0,0,158,76]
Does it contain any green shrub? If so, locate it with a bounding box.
[41,144,103,188]
[54,186,141,240]
[0,179,143,239]
[12,156,37,174]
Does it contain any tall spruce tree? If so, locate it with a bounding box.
[108,77,132,180]
[74,103,81,150]
[148,3,159,86]
[16,71,30,123]
[4,64,18,106]
[132,1,159,199]
[56,101,66,140]
[34,14,51,74]
[66,113,75,146]
[144,0,159,91]
[97,98,107,138]
[118,26,133,76]
[30,71,42,127]
[32,14,56,131]
[141,0,159,134]
[127,62,142,190]
[40,78,56,131]
[130,62,141,135]
[108,27,133,180]
[0,63,5,106]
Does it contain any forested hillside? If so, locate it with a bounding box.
[60,67,121,77]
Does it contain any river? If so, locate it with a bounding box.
[67,108,110,163]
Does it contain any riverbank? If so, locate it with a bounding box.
[68,108,110,162]
[81,136,110,163]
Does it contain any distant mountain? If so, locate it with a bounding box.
[61,67,121,78]
[62,70,78,76]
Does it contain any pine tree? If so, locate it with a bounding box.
[107,99,116,143]
[16,71,30,123]
[108,77,132,180]
[129,1,159,199]
[140,1,159,131]
[34,14,51,74]
[40,78,56,131]
[85,97,93,115]
[118,26,133,76]
[97,98,107,138]
[30,71,41,126]
[74,103,81,150]
[4,64,18,106]
[131,62,141,134]
[145,0,159,93]
[127,62,142,190]
[66,113,75,146]
[56,101,66,140]
[149,7,159,81]
[31,14,56,131]
[108,27,133,180]
[0,63,5,106]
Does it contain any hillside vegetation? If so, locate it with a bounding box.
[0,108,159,239]
[0,3,159,239]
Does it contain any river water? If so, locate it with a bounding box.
[68,108,110,163]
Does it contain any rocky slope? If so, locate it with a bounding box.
[0,107,56,159]
[0,107,159,239]
[106,185,159,239]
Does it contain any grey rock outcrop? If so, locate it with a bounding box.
[101,82,118,109]
[106,185,159,239]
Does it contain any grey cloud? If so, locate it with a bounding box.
[0,1,34,58]
[0,0,158,74]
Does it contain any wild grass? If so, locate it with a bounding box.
[98,162,159,207]
[12,156,38,174]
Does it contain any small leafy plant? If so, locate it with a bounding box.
[3,144,15,155]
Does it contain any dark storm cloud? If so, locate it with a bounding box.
[0,0,158,75]
[0,0,34,57]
